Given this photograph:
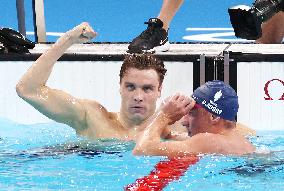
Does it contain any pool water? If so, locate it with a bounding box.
[0,118,284,191]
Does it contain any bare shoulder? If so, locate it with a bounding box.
[74,99,118,137]
[186,133,224,154]
[80,99,108,113]
[236,122,256,136]
[190,132,255,155]
[80,99,107,111]
[189,133,217,142]
[79,99,115,119]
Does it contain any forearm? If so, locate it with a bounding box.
[133,112,170,155]
[16,33,74,94]
[147,111,171,138]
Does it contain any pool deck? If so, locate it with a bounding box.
[29,43,284,56]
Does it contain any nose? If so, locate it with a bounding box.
[181,115,192,136]
[181,115,190,127]
[133,89,144,102]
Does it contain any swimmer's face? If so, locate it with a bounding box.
[182,105,211,136]
[120,68,161,123]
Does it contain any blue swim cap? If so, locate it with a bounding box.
[192,80,239,121]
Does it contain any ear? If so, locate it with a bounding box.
[158,85,162,98]
[210,114,220,124]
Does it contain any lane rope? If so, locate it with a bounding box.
[125,155,200,191]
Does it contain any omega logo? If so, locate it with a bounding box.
[264,79,284,100]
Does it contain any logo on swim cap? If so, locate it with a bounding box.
[191,80,239,121]
[214,90,222,102]
[201,99,223,115]
[200,89,223,116]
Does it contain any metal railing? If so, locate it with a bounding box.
[16,0,46,42]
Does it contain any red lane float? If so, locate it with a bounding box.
[125,155,200,191]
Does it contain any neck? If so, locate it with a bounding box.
[215,126,231,135]
[211,121,235,135]
[117,112,149,130]
[193,122,232,136]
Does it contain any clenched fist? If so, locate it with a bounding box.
[66,22,97,44]
[159,94,195,125]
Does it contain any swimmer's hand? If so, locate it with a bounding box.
[67,22,97,44]
[159,94,195,125]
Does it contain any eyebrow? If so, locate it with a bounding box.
[143,84,155,88]
[124,82,156,88]
[124,82,134,85]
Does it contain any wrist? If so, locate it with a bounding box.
[156,111,172,125]
[53,31,74,49]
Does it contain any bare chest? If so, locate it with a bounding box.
[80,111,142,141]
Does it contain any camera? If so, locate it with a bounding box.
[228,0,284,40]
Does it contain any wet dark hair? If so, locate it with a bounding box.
[119,54,167,86]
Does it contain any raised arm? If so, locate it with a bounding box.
[16,22,97,132]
